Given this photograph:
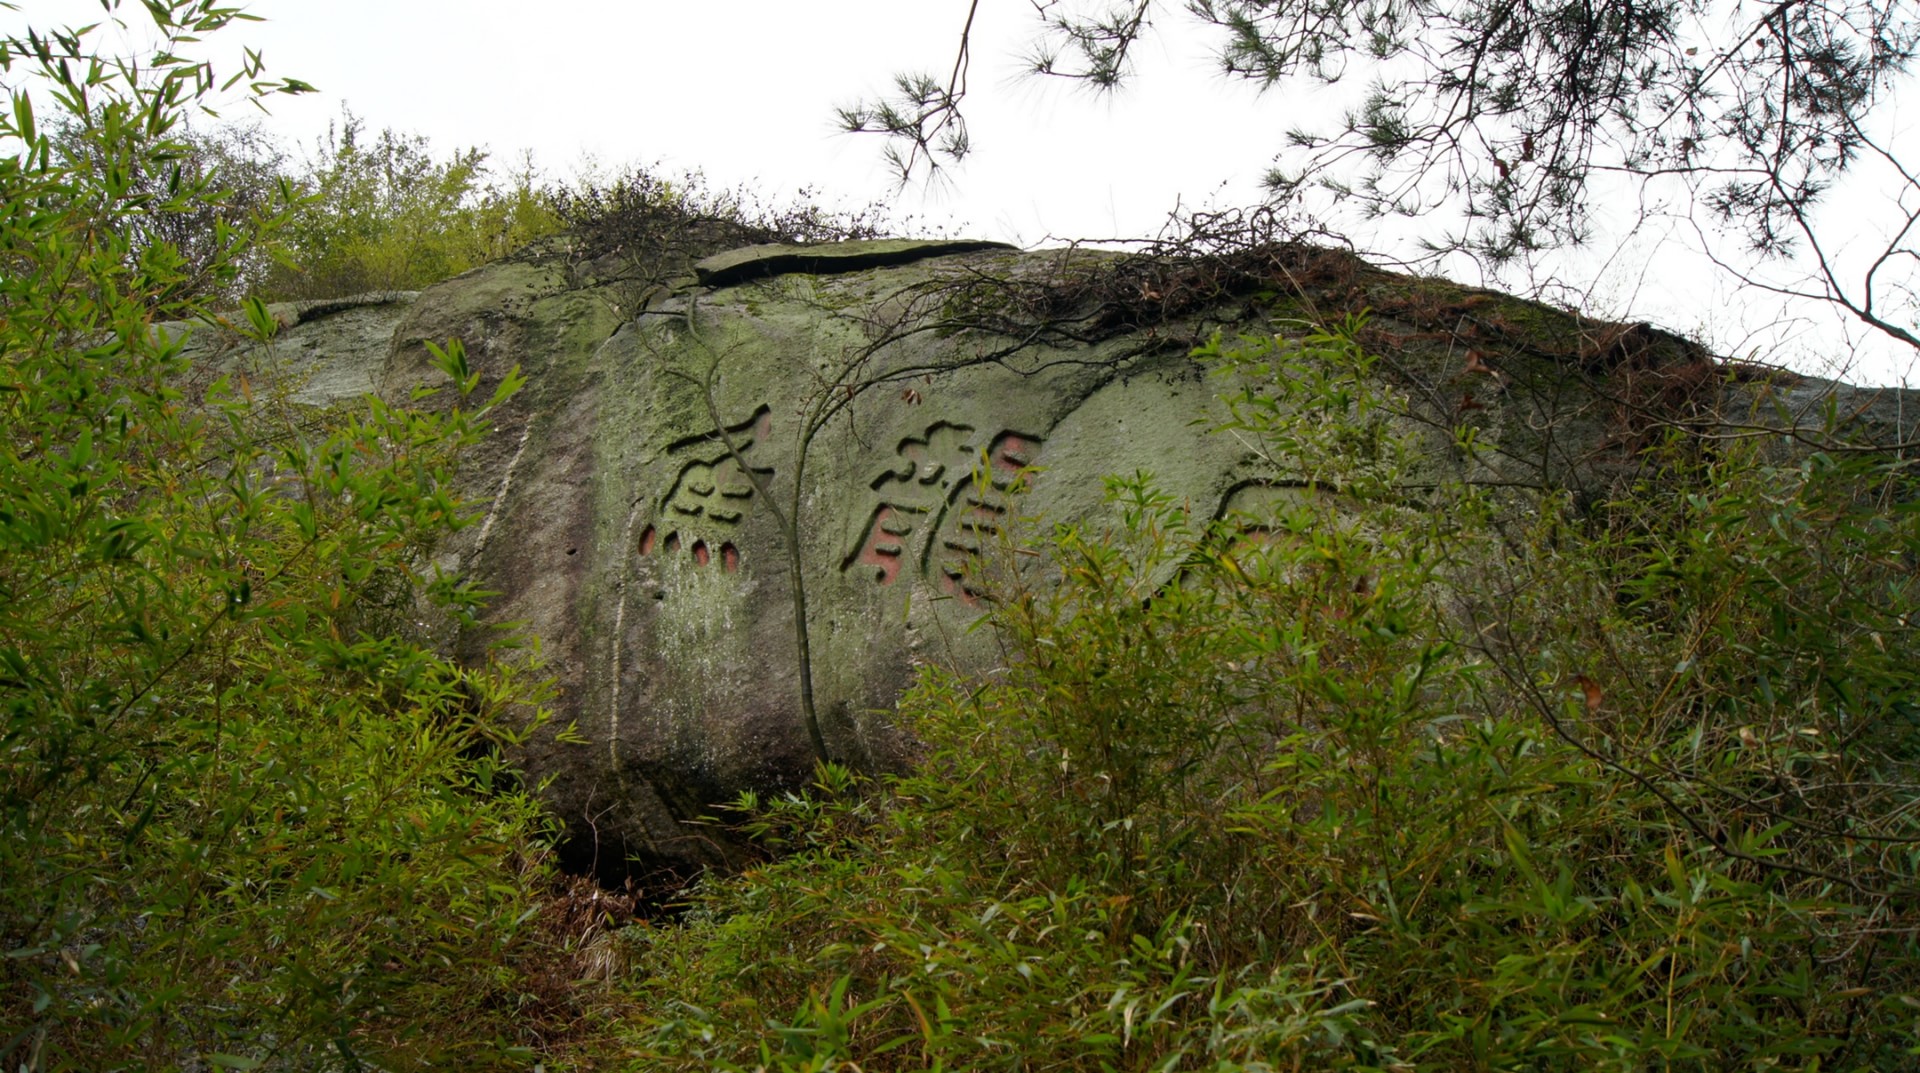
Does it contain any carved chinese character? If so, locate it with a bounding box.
[844,423,1041,602]
[637,405,772,573]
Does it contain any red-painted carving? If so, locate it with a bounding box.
[989,433,1035,474]
[847,505,914,585]
[843,423,1042,603]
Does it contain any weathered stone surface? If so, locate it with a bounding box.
[169,238,1919,882]
[173,291,414,405]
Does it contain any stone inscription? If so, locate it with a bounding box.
[843,422,1042,602]
[637,405,772,573]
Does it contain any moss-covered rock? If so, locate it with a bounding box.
[170,237,1919,882]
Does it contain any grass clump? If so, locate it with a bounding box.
[620,320,1920,1071]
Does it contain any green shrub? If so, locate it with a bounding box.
[547,165,891,266]
[623,319,1920,1070]
[28,106,558,306]
[229,115,892,303]
[263,108,562,299]
[0,8,574,1069]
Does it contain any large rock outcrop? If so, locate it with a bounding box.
[178,235,1918,881]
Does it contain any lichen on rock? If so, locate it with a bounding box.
[173,233,1919,884]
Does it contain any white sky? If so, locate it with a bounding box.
[235,0,1285,243]
[7,0,1917,385]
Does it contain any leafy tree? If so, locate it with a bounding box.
[843,0,1920,358]
[265,108,561,298]
[0,5,580,1068]
[39,118,295,304]
[29,107,560,305]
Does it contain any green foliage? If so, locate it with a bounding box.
[264,109,562,299]
[548,164,893,267]
[41,118,295,305]
[142,115,893,305]
[25,107,557,305]
[0,7,571,1069]
[622,320,1920,1070]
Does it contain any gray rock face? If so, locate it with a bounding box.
[175,237,1918,881]
[174,291,417,405]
